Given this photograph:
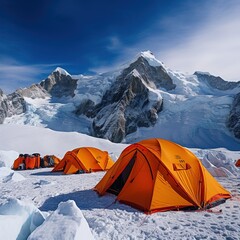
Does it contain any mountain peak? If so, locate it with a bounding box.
[53,67,70,76]
[140,50,154,58]
[137,50,165,68]
[194,71,211,76]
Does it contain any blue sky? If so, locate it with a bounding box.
[0,0,240,93]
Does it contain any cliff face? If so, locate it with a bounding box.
[16,84,49,99]
[73,56,172,142]
[0,89,26,123]
[195,72,240,141]
[227,93,240,139]
[91,70,163,142]
[194,72,240,91]
[40,68,78,98]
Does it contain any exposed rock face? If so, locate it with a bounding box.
[0,89,26,123]
[74,99,95,118]
[0,89,5,123]
[16,84,49,99]
[121,56,176,91]
[91,68,163,142]
[73,56,171,142]
[194,72,240,90]
[227,93,240,139]
[40,68,78,98]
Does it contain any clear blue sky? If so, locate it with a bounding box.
[1,0,240,93]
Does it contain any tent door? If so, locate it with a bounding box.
[107,153,136,196]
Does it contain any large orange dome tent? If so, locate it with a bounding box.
[52,147,114,174]
[94,138,231,213]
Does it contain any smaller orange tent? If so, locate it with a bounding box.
[13,154,25,170]
[235,159,240,167]
[13,153,41,170]
[33,153,41,168]
[52,147,114,174]
[25,155,36,169]
[42,155,61,167]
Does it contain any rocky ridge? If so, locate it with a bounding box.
[0,89,26,124]
[227,92,240,139]
[88,56,170,142]
[1,51,240,147]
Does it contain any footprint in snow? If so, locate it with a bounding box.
[33,180,54,188]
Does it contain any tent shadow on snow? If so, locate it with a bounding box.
[30,170,62,176]
[39,189,137,213]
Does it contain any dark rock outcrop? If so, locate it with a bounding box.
[0,89,26,123]
[75,99,95,118]
[91,69,163,142]
[16,84,49,99]
[194,72,240,91]
[227,93,240,139]
[121,56,176,91]
[40,68,78,98]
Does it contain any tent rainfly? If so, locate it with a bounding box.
[94,138,231,213]
[52,147,114,174]
[42,155,61,167]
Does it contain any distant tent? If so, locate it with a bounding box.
[52,147,114,174]
[13,154,25,170]
[13,153,41,170]
[41,155,61,168]
[94,138,231,213]
[235,159,240,167]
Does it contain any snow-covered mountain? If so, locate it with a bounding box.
[1,51,240,150]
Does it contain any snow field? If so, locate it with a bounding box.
[0,124,239,239]
[0,167,239,240]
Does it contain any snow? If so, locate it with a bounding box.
[125,85,240,150]
[3,51,240,151]
[4,51,240,150]
[0,124,126,158]
[54,67,70,76]
[194,71,212,76]
[73,70,119,105]
[0,150,19,168]
[0,198,45,240]
[1,52,240,239]
[28,200,94,240]
[0,167,25,183]
[140,50,165,67]
[0,124,240,239]
[131,69,141,78]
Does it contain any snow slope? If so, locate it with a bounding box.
[125,65,240,150]
[125,89,240,150]
[0,125,240,239]
[0,124,126,159]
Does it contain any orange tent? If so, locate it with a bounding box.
[42,155,61,167]
[235,159,240,167]
[13,154,25,170]
[13,153,41,170]
[32,153,40,168]
[25,155,36,169]
[94,138,231,213]
[52,147,114,174]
